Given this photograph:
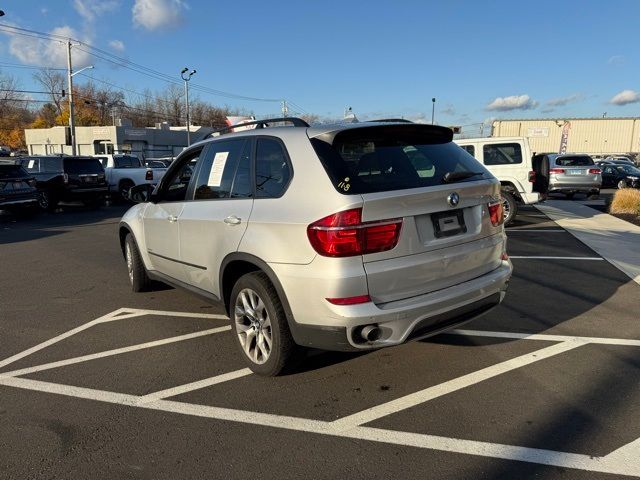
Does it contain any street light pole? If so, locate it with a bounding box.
[431,97,436,125]
[181,67,196,146]
[65,40,94,155]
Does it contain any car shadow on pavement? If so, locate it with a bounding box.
[0,204,129,245]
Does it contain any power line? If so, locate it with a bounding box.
[0,62,66,71]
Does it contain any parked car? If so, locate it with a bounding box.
[0,163,39,214]
[119,118,512,376]
[454,137,547,226]
[94,154,167,200]
[604,156,636,166]
[600,163,640,189]
[16,156,108,211]
[144,157,174,168]
[543,153,601,198]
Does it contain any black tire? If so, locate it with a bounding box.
[617,180,627,190]
[124,234,150,292]
[501,191,518,227]
[564,192,575,199]
[230,271,299,376]
[38,191,58,212]
[119,180,135,202]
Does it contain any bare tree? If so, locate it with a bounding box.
[32,68,66,116]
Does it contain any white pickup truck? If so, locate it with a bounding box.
[454,137,547,225]
[95,154,167,200]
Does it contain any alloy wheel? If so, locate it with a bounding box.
[234,288,273,364]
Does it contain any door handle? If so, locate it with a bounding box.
[224,215,242,225]
[167,215,178,223]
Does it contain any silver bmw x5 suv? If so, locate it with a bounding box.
[119,118,512,375]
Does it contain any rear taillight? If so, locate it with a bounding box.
[589,168,601,174]
[489,200,504,227]
[326,295,371,305]
[307,208,402,257]
[549,168,565,174]
[63,173,69,183]
[528,170,536,182]
[145,170,153,181]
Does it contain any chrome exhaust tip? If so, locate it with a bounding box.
[360,324,381,342]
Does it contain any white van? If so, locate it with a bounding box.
[454,137,547,225]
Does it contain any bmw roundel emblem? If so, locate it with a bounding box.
[447,192,460,207]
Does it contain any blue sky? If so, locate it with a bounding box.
[0,0,639,130]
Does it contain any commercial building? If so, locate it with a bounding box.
[24,120,214,158]
[491,117,640,157]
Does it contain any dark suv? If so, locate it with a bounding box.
[17,156,108,210]
[0,163,39,213]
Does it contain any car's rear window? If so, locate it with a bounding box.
[0,164,28,179]
[64,158,104,174]
[555,156,594,166]
[310,125,490,194]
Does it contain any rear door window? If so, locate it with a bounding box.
[482,143,523,165]
[310,125,489,194]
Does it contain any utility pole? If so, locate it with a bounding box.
[66,41,76,155]
[181,67,196,146]
[431,97,436,125]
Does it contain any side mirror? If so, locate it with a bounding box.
[128,183,156,203]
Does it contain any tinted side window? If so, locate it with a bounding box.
[161,149,203,202]
[193,139,246,200]
[483,143,523,165]
[40,157,63,172]
[21,158,40,172]
[460,145,475,157]
[255,138,291,198]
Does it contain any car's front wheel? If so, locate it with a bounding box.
[617,179,627,189]
[230,272,298,376]
[125,233,150,292]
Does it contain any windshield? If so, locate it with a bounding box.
[555,156,594,167]
[310,125,490,194]
[0,164,28,179]
[64,158,104,174]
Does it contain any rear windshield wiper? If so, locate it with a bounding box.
[441,171,485,183]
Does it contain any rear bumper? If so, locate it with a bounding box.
[0,196,39,208]
[63,187,108,200]
[288,260,512,352]
[549,181,601,193]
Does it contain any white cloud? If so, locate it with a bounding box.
[74,0,120,22]
[608,55,625,66]
[7,25,92,68]
[109,39,125,52]
[440,104,456,116]
[546,93,584,107]
[610,89,640,106]
[486,94,538,111]
[132,0,188,31]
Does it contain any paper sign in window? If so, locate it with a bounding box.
[207,152,229,187]
[28,160,35,169]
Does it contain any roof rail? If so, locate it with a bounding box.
[366,118,414,123]
[209,117,310,137]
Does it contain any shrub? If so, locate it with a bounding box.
[610,188,640,215]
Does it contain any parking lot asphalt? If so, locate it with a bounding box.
[1,200,639,479]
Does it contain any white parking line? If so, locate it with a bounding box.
[0,375,638,477]
[506,229,566,233]
[329,340,586,431]
[0,326,230,378]
[451,329,640,347]
[137,368,253,404]
[509,256,604,260]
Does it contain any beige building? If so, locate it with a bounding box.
[24,121,214,158]
[491,117,640,157]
